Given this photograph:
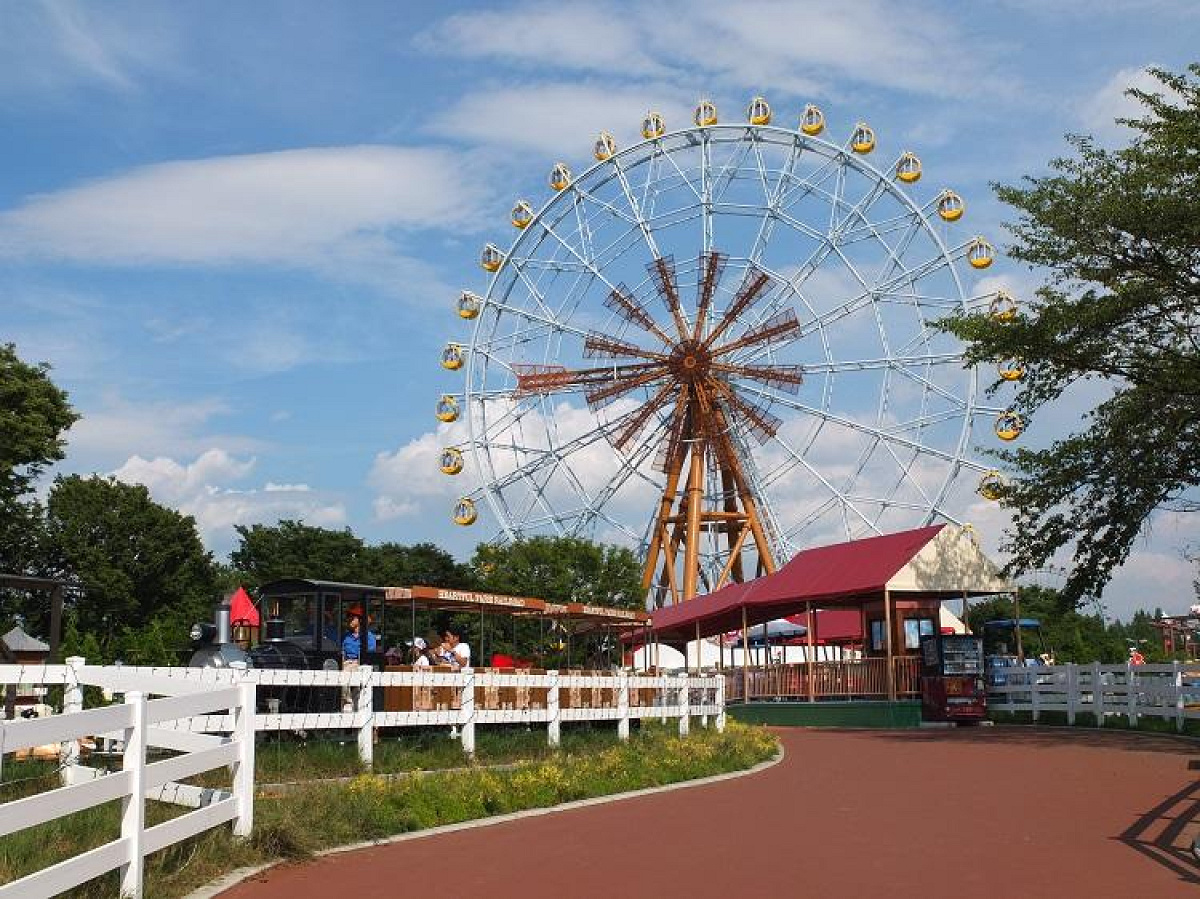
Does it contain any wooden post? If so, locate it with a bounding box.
[695,620,701,674]
[1174,661,1185,733]
[1091,661,1103,726]
[741,604,749,702]
[806,602,815,703]
[884,588,895,701]
[617,671,630,741]
[1066,663,1077,725]
[961,589,969,634]
[677,674,690,737]
[460,667,475,758]
[1125,661,1137,727]
[59,656,85,785]
[49,584,64,663]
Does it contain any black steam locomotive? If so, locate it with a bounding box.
[189,578,391,713]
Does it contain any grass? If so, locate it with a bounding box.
[0,721,778,897]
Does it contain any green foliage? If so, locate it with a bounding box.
[230,519,367,589]
[938,64,1200,605]
[0,343,78,504]
[471,536,642,609]
[45,475,216,662]
[360,541,471,588]
[967,584,1174,664]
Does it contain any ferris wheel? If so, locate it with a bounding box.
[435,97,1021,605]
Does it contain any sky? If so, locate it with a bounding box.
[2,0,1197,620]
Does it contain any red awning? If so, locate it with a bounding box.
[650,525,945,643]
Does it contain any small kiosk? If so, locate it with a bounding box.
[919,633,986,722]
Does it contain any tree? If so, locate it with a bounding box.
[0,344,77,575]
[361,541,470,588]
[471,537,642,609]
[45,475,217,662]
[940,64,1200,605]
[230,520,367,589]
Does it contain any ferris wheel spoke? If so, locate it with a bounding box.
[488,296,591,343]
[761,436,880,534]
[608,156,661,259]
[740,384,968,466]
[647,255,691,340]
[533,217,621,295]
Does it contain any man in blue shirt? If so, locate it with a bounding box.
[341,612,378,661]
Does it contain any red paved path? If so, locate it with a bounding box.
[222,728,1200,898]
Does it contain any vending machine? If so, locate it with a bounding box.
[919,634,986,722]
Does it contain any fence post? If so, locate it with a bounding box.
[617,671,630,741]
[356,665,374,768]
[715,675,726,733]
[1030,667,1040,722]
[547,670,561,747]
[233,681,256,838]
[677,674,690,737]
[119,691,147,899]
[1175,661,1185,733]
[1066,664,1077,726]
[699,675,709,730]
[1091,661,1103,727]
[660,675,668,724]
[1125,661,1137,727]
[460,668,476,757]
[59,655,85,785]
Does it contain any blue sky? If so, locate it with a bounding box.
[2,0,1197,620]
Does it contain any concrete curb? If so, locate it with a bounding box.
[186,744,785,899]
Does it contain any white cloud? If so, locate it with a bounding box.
[0,0,179,96]
[420,0,1010,102]
[66,394,262,467]
[112,449,346,552]
[428,83,696,157]
[0,146,488,293]
[1078,65,1182,143]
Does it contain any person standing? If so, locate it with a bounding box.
[341,612,377,711]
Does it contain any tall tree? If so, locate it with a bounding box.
[230,519,366,589]
[0,343,77,575]
[471,537,642,609]
[940,64,1200,605]
[45,475,217,661]
[361,541,469,588]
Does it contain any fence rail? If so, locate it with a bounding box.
[725,657,921,702]
[989,661,1200,731]
[0,661,254,899]
[1,659,723,896]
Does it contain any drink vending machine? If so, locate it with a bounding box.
[919,634,987,722]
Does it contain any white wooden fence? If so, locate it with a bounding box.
[1,659,722,896]
[0,661,255,899]
[989,661,1199,731]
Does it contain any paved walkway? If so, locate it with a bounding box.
[221,727,1200,898]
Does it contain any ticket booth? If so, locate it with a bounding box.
[919,634,986,722]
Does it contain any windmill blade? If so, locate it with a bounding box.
[585,365,670,410]
[703,266,773,348]
[711,308,802,357]
[646,255,690,339]
[693,250,728,341]
[712,362,804,394]
[513,362,661,395]
[708,379,782,443]
[612,382,675,450]
[583,333,665,361]
[604,285,674,346]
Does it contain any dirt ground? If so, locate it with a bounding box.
[219,726,1200,899]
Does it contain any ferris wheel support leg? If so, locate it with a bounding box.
[682,447,707,601]
[640,448,687,600]
[720,466,746,584]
